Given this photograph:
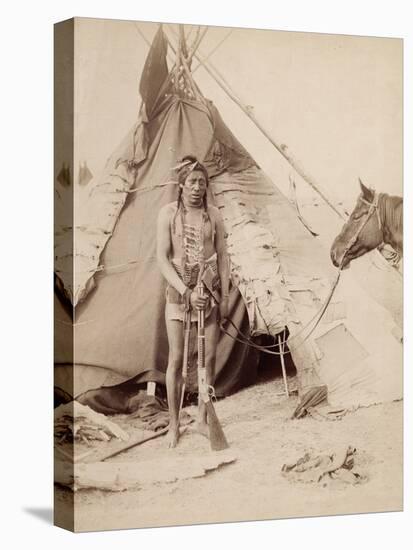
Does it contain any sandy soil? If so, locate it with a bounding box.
[55,374,403,532]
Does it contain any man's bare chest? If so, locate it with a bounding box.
[170,209,215,258]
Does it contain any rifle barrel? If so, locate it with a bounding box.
[197,279,229,451]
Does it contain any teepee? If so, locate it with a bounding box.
[54,22,402,409]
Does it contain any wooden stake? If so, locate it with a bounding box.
[278,333,289,398]
[97,428,170,462]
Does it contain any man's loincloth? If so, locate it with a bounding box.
[166,254,220,323]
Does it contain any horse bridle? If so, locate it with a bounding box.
[338,192,383,269]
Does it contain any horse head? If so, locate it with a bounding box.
[330,179,383,269]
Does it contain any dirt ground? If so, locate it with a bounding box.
[55,373,403,532]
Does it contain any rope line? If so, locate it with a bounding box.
[220,269,341,356]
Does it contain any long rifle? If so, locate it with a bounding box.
[197,270,229,451]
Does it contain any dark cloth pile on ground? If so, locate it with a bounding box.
[292,386,328,419]
[282,446,367,485]
[77,387,173,431]
[292,385,348,421]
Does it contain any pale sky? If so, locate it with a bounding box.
[73,18,402,215]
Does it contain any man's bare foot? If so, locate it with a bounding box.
[196,421,209,439]
[166,425,180,448]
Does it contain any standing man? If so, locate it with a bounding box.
[157,155,230,448]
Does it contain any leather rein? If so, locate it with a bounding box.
[337,193,383,269]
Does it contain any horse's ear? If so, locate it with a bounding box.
[359,178,374,201]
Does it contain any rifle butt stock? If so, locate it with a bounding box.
[205,400,229,451]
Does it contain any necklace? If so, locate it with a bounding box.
[180,205,206,285]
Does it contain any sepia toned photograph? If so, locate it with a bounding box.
[54,17,403,532]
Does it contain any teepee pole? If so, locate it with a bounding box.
[165,26,209,68]
[193,29,234,74]
[187,26,209,63]
[186,42,348,220]
[133,23,175,65]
